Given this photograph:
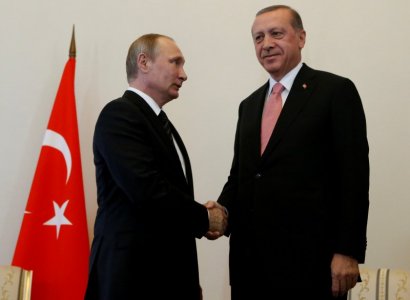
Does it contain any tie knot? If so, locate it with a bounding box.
[158,110,173,141]
[158,110,169,124]
[271,83,284,94]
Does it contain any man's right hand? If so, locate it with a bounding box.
[204,201,228,240]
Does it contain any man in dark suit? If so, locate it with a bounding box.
[85,34,227,300]
[217,5,369,299]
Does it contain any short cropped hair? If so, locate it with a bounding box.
[126,33,173,83]
[256,5,304,30]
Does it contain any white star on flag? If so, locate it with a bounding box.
[44,200,72,239]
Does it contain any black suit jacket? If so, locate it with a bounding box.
[218,64,369,292]
[85,90,208,299]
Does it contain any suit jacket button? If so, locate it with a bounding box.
[255,173,262,179]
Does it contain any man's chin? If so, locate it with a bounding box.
[169,92,179,100]
[260,59,279,70]
[264,65,280,74]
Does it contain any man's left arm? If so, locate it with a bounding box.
[330,78,370,296]
[332,78,369,257]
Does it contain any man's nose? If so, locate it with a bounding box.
[263,36,276,49]
[180,68,188,81]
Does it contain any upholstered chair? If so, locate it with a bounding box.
[348,268,410,300]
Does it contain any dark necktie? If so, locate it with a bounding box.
[158,110,173,142]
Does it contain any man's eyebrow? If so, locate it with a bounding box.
[170,55,185,62]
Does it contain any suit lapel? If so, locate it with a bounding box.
[122,91,189,185]
[261,64,316,158]
[244,83,270,162]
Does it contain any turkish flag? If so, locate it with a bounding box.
[12,46,90,299]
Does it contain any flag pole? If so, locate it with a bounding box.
[69,25,76,58]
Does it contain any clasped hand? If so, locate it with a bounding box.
[204,201,228,240]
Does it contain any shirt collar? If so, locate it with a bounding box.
[268,62,303,93]
[127,87,161,116]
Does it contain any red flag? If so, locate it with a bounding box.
[12,30,90,300]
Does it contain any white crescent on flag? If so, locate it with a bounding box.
[42,129,72,183]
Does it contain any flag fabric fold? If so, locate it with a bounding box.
[12,51,90,300]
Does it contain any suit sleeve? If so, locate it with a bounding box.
[217,102,244,233]
[331,78,369,262]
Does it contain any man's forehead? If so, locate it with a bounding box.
[158,38,181,53]
[252,14,292,35]
[164,47,184,60]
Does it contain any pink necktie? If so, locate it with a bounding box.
[260,83,284,154]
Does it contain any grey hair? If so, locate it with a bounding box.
[256,5,304,30]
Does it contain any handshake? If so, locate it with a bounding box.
[204,201,228,240]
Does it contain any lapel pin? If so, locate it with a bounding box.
[302,83,307,89]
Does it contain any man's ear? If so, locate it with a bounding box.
[137,53,150,73]
[298,30,306,49]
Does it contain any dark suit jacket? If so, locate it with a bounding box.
[218,64,369,293]
[85,90,208,300]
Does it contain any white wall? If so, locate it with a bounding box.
[1,0,409,299]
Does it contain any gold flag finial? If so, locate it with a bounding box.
[69,25,76,58]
